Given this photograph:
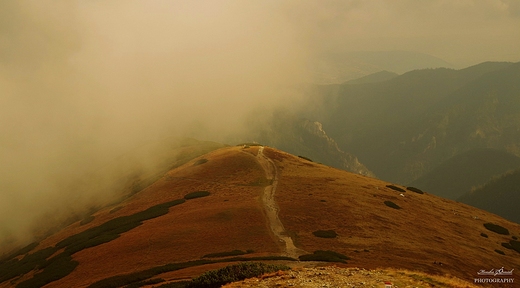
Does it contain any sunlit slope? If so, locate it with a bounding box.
[265,147,520,281]
[1,146,519,287]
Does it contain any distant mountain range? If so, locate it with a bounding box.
[305,61,520,185]
[311,50,453,84]
[253,61,520,222]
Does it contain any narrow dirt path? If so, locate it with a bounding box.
[257,146,307,259]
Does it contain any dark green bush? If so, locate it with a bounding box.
[509,240,520,253]
[495,249,505,255]
[125,278,165,288]
[501,242,513,250]
[483,223,509,235]
[184,191,211,200]
[8,198,189,288]
[187,262,290,288]
[513,236,518,240]
[386,185,405,192]
[89,260,213,288]
[298,156,313,162]
[236,143,262,146]
[384,201,401,209]
[193,159,208,166]
[480,233,488,238]
[299,250,349,263]
[16,252,78,288]
[155,281,190,288]
[89,256,295,288]
[0,242,39,262]
[59,199,186,253]
[406,187,424,194]
[312,230,337,238]
[203,250,249,258]
[0,247,58,283]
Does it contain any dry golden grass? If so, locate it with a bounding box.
[3,146,519,287]
[265,147,520,285]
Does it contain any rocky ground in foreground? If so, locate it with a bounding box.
[224,266,482,288]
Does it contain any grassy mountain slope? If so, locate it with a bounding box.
[1,146,519,287]
[459,169,520,223]
[410,148,520,199]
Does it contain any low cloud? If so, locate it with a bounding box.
[0,0,309,248]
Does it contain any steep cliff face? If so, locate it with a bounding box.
[248,112,374,177]
[298,119,375,177]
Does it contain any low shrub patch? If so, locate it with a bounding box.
[406,187,424,194]
[483,223,509,235]
[386,185,405,192]
[0,247,58,283]
[384,201,401,209]
[16,252,79,288]
[513,236,518,240]
[298,156,313,162]
[509,240,520,253]
[236,143,262,146]
[495,249,505,255]
[501,242,513,250]
[88,260,213,288]
[58,199,186,255]
[184,191,211,200]
[88,257,295,288]
[203,250,249,258]
[312,230,337,238]
[155,281,190,288]
[299,250,349,263]
[125,278,165,288]
[187,262,290,288]
[480,233,488,238]
[13,199,188,287]
[0,241,39,262]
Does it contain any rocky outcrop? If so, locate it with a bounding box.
[298,119,375,177]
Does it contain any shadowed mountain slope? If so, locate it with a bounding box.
[1,146,519,287]
[459,168,520,224]
[308,61,519,183]
[410,148,520,199]
[343,70,398,85]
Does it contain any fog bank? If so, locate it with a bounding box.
[0,0,308,248]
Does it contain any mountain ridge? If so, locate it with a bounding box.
[306,61,520,184]
[2,145,519,287]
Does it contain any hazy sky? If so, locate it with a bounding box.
[283,0,520,66]
[1,0,519,248]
